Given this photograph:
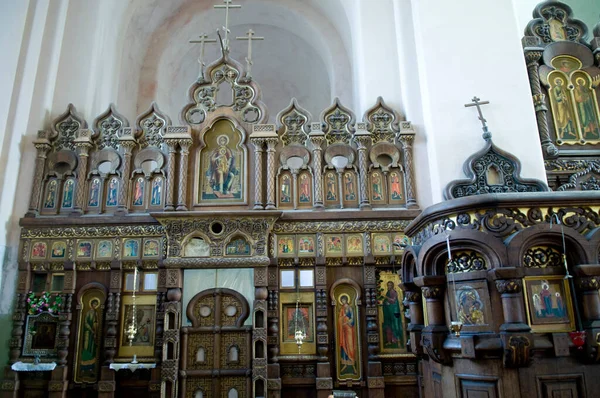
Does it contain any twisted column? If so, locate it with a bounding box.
[177,139,192,211]
[265,137,279,210]
[353,128,372,209]
[27,136,51,216]
[164,139,178,211]
[398,125,418,208]
[250,137,266,209]
[525,49,558,158]
[73,136,93,214]
[308,125,325,208]
[117,138,136,213]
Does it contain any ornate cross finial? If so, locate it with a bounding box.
[464,96,491,141]
[214,0,242,53]
[236,29,264,80]
[189,33,217,82]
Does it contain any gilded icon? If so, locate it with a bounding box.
[371,172,384,202]
[297,236,315,256]
[77,241,92,258]
[118,295,156,358]
[123,239,140,258]
[299,173,311,203]
[277,236,295,257]
[50,242,66,259]
[150,177,162,206]
[325,235,343,256]
[280,174,291,204]
[74,289,105,383]
[44,180,57,209]
[132,177,145,206]
[373,234,391,254]
[550,55,582,74]
[333,285,361,381]
[456,286,486,326]
[390,172,403,201]
[62,179,74,208]
[200,120,245,204]
[325,172,337,202]
[343,172,356,201]
[143,239,160,258]
[548,72,577,141]
[225,237,250,256]
[106,178,118,207]
[346,235,363,255]
[88,178,101,207]
[377,272,407,354]
[393,235,409,254]
[572,73,600,140]
[523,276,575,333]
[96,240,113,259]
[31,242,47,259]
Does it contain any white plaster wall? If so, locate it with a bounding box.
[118,0,353,123]
[146,23,332,122]
[409,0,548,203]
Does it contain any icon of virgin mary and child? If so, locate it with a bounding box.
[206,135,239,198]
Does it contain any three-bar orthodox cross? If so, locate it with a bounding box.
[464,96,491,140]
[236,29,264,80]
[214,0,241,52]
[189,33,217,82]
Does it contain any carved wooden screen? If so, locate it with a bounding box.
[181,288,252,398]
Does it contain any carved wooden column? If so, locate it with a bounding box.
[253,268,268,397]
[116,128,136,214]
[164,139,178,211]
[250,136,266,209]
[398,122,418,208]
[73,130,93,214]
[577,276,600,325]
[267,265,281,397]
[353,124,372,209]
[99,269,120,398]
[162,269,182,398]
[265,137,279,210]
[404,288,424,355]
[26,132,51,217]
[364,265,384,398]
[494,274,532,368]
[177,139,192,211]
[575,273,600,362]
[48,293,72,398]
[314,265,331,398]
[416,276,451,365]
[308,123,325,208]
[523,43,558,158]
[495,279,528,326]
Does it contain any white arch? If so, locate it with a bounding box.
[110,0,355,121]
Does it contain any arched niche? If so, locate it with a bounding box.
[116,0,353,121]
[505,223,590,268]
[181,233,212,258]
[416,230,508,278]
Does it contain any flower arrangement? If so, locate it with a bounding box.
[26,291,62,315]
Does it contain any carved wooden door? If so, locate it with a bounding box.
[181,288,252,398]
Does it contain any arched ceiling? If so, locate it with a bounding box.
[114,0,355,123]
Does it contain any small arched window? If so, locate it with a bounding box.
[196,347,205,363]
[228,388,238,398]
[227,345,239,363]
